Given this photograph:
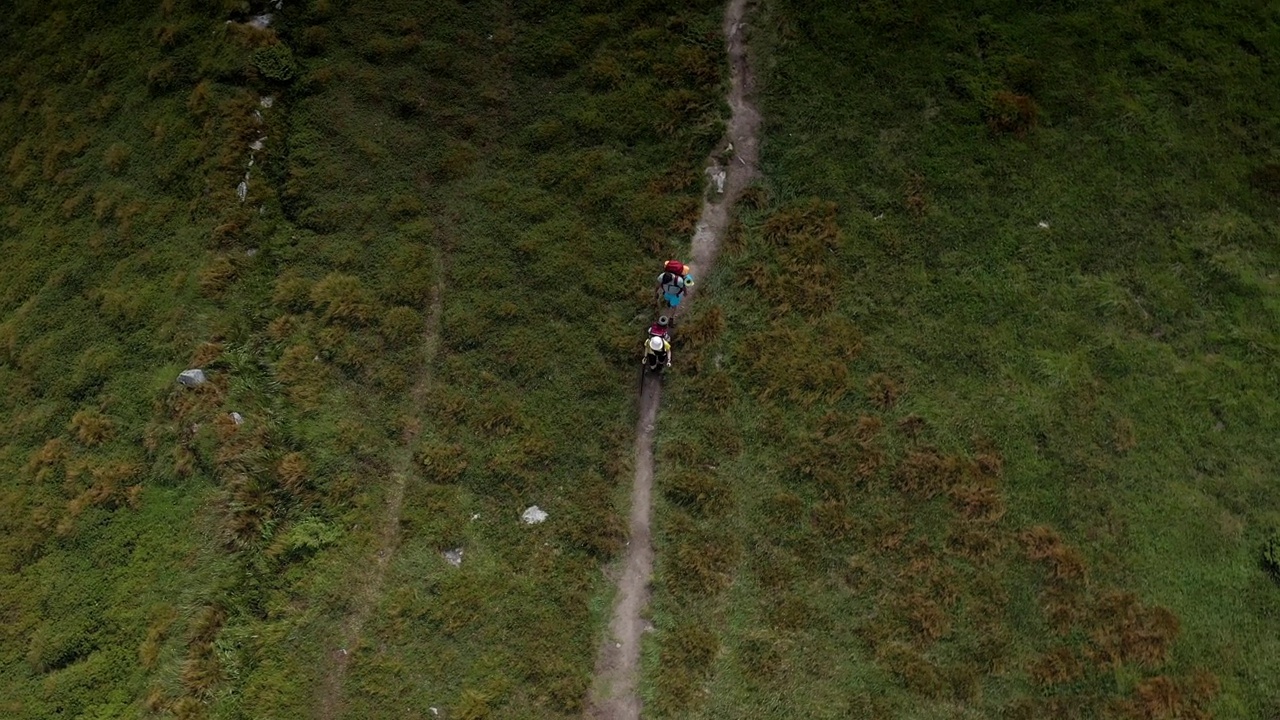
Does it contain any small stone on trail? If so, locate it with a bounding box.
[229,412,244,425]
[521,506,548,524]
[706,166,726,193]
[177,369,207,387]
[443,548,464,567]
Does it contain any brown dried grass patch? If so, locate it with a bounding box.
[1029,646,1083,686]
[1087,592,1180,669]
[867,372,903,409]
[949,480,1006,524]
[894,448,962,499]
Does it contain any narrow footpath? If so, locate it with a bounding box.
[585,0,761,716]
[315,272,444,720]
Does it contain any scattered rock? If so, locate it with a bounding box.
[1037,220,1051,229]
[873,212,885,221]
[443,548,464,567]
[236,180,248,203]
[177,369,207,387]
[229,412,244,425]
[706,166,726,193]
[521,506,548,524]
[259,95,275,109]
[245,248,258,257]
[248,13,272,29]
[470,513,480,521]
[250,137,266,151]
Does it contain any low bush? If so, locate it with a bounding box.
[1264,530,1280,580]
[250,42,297,82]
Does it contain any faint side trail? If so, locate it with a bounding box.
[586,0,760,717]
[315,273,443,720]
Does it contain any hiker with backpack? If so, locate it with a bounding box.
[647,315,672,341]
[656,259,695,310]
[643,334,672,370]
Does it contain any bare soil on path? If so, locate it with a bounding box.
[586,0,761,717]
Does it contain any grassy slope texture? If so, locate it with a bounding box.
[0,0,723,718]
[646,1,1280,719]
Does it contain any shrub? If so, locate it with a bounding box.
[737,630,786,681]
[1248,163,1280,197]
[1029,646,1083,686]
[416,441,468,483]
[867,373,903,409]
[278,452,309,495]
[251,43,297,82]
[656,623,719,713]
[198,255,238,298]
[103,143,131,174]
[70,409,115,446]
[310,273,375,325]
[380,306,423,348]
[985,90,1040,137]
[299,26,330,55]
[665,471,729,516]
[1264,530,1280,580]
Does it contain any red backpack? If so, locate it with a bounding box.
[664,259,686,275]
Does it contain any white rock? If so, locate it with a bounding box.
[177,369,207,387]
[706,166,726,193]
[443,548,464,567]
[259,95,275,109]
[229,412,244,425]
[250,137,266,151]
[248,13,272,29]
[521,506,548,524]
[1037,220,1051,229]
[236,180,248,203]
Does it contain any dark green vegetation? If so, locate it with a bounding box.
[646,0,1280,718]
[0,0,724,717]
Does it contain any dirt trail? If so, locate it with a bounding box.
[315,275,443,720]
[586,0,760,717]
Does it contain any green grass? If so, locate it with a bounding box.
[6,0,1279,717]
[0,0,723,717]
[645,0,1280,718]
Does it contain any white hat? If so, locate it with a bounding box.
[649,336,665,351]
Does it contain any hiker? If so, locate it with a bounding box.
[643,334,671,370]
[647,315,672,339]
[656,260,694,309]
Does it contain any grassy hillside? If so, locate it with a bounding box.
[646,1,1280,718]
[0,0,724,718]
